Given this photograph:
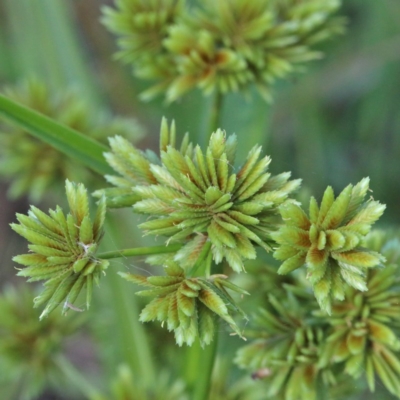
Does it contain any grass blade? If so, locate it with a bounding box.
[0,94,112,175]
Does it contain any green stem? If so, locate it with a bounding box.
[103,219,156,387]
[55,355,101,399]
[185,91,224,400]
[185,254,219,400]
[184,330,219,400]
[186,241,212,278]
[0,94,112,175]
[98,243,182,260]
[207,90,224,141]
[107,269,156,386]
[8,370,29,400]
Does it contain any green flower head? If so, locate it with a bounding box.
[120,260,248,346]
[102,0,184,101]
[103,0,345,101]
[102,0,184,62]
[319,231,400,398]
[0,78,143,200]
[272,178,386,313]
[208,358,266,400]
[11,180,108,319]
[235,289,330,400]
[0,284,84,399]
[96,118,300,273]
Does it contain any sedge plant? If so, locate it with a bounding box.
[0,1,398,399]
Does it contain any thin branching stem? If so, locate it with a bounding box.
[186,241,212,278]
[97,243,182,260]
[55,355,101,399]
[102,219,157,386]
[208,90,223,140]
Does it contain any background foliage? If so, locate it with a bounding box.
[0,0,399,399]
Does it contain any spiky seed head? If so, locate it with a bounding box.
[0,78,143,200]
[272,178,386,314]
[120,261,248,346]
[103,0,345,101]
[235,289,330,400]
[11,180,108,318]
[96,118,300,273]
[318,231,400,398]
[0,284,84,399]
[207,358,267,400]
[101,0,183,101]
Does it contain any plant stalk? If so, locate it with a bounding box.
[186,241,212,278]
[8,370,28,400]
[184,330,219,400]
[103,219,156,387]
[207,90,224,141]
[98,243,182,260]
[55,355,101,399]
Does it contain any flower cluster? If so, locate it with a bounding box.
[235,289,330,400]
[103,0,345,101]
[92,365,188,400]
[0,284,84,399]
[120,261,248,346]
[272,178,386,313]
[236,231,400,399]
[208,358,266,400]
[96,118,300,273]
[318,231,400,398]
[0,79,143,200]
[11,180,108,319]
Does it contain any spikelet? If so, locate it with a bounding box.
[11,180,108,318]
[272,178,386,313]
[97,118,300,273]
[120,262,248,346]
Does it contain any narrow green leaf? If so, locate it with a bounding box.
[0,94,112,175]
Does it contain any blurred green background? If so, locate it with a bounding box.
[0,0,399,399]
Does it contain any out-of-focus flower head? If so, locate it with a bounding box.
[102,0,184,101]
[11,180,108,319]
[0,78,143,201]
[0,284,84,399]
[103,0,345,101]
[91,364,188,400]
